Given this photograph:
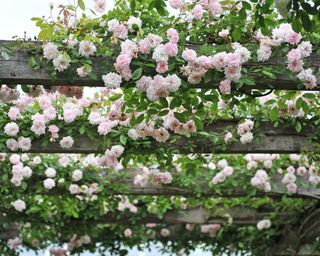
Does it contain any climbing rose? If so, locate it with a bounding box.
[79,40,96,57]
[257,219,271,230]
[94,0,106,13]
[6,139,18,151]
[127,16,142,32]
[240,132,253,144]
[43,178,56,190]
[4,122,19,136]
[69,184,79,194]
[11,199,26,212]
[17,136,32,151]
[53,54,70,72]
[219,29,230,38]
[193,5,203,20]
[124,228,132,237]
[167,28,179,43]
[8,107,20,121]
[102,72,122,88]
[72,169,83,182]
[219,79,231,94]
[59,136,74,149]
[169,0,184,9]
[287,183,297,193]
[76,66,89,77]
[43,42,59,60]
[160,228,170,237]
[45,167,56,178]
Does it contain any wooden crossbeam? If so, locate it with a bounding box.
[0,40,319,90]
[23,121,317,154]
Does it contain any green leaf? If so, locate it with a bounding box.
[120,135,127,145]
[132,68,143,81]
[79,125,86,135]
[232,27,241,41]
[269,107,278,122]
[109,93,122,101]
[38,29,48,40]
[194,118,203,130]
[295,121,302,133]
[78,0,85,10]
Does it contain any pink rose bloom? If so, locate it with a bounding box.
[98,121,113,135]
[285,31,302,45]
[186,223,194,231]
[182,48,197,62]
[94,0,106,13]
[48,125,59,134]
[167,28,179,43]
[201,225,210,233]
[226,52,241,67]
[192,5,203,20]
[165,42,178,57]
[38,95,52,110]
[8,107,20,121]
[156,61,169,73]
[169,0,184,9]
[197,56,213,69]
[287,48,302,62]
[212,52,227,68]
[124,228,132,237]
[138,39,152,54]
[184,120,197,133]
[113,24,128,39]
[116,53,132,69]
[287,183,297,193]
[208,0,223,15]
[120,67,133,81]
[219,79,231,94]
[224,132,233,143]
[304,75,317,89]
[219,29,230,38]
[287,59,303,73]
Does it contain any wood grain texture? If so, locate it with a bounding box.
[0,40,319,90]
[26,121,318,154]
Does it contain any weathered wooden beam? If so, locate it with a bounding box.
[0,40,319,90]
[24,121,318,154]
[90,206,290,225]
[118,176,320,200]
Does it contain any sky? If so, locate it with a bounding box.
[0,1,212,255]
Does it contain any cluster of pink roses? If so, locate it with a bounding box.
[98,145,124,169]
[251,169,271,192]
[9,154,32,188]
[169,0,223,17]
[180,44,250,94]
[152,28,179,73]
[211,159,234,185]
[136,74,181,101]
[43,40,96,73]
[128,111,196,143]
[256,23,317,89]
[134,166,173,187]
[107,17,142,40]
[200,224,221,237]
[237,119,254,144]
[117,196,138,213]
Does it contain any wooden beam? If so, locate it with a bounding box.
[0,40,319,90]
[35,172,320,200]
[24,121,318,154]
